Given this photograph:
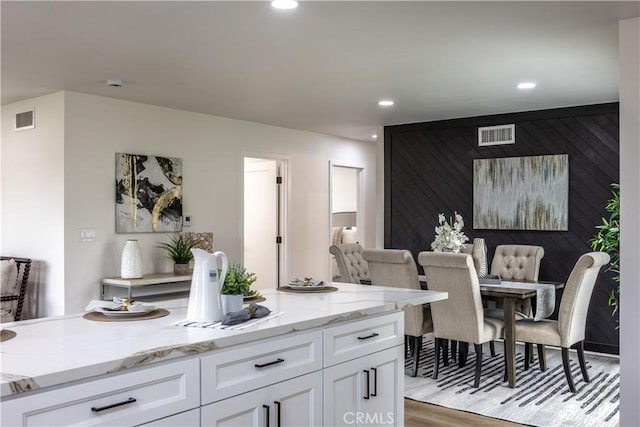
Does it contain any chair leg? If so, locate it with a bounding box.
[432,338,441,380]
[537,344,547,371]
[451,340,458,363]
[442,339,450,366]
[503,351,508,382]
[459,342,469,368]
[411,335,422,377]
[489,341,496,357]
[562,347,576,393]
[524,343,531,370]
[576,341,589,382]
[405,336,409,357]
[473,343,483,388]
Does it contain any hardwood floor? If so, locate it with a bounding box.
[405,398,525,427]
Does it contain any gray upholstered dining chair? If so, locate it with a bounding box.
[330,243,370,284]
[514,252,609,392]
[418,251,505,387]
[362,248,432,377]
[486,244,545,357]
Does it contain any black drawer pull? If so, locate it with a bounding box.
[263,404,270,427]
[274,401,281,427]
[91,397,136,412]
[363,369,370,400]
[255,358,285,368]
[357,332,379,340]
[371,367,378,397]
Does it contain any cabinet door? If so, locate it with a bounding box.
[269,372,322,426]
[324,346,403,427]
[323,356,365,427]
[137,408,199,427]
[361,346,404,426]
[201,387,268,427]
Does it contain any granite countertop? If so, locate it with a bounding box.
[0,283,447,398]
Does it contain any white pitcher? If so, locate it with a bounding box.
[186,249,228,322]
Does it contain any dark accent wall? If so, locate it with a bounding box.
[384,103,619,354]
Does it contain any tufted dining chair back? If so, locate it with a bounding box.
[490,245,544,281]
[1,256,32,322]
[330,243,370,284]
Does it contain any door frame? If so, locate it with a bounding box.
[241,152,290,288]
[329,161,365,276]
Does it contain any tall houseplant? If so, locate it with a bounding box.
[590,183,620,323]
[157,233,198,275]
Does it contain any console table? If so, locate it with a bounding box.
[100,273,192,300]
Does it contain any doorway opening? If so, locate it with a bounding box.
[329,164,363,281]
[243,156,286,289]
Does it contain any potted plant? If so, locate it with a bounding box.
[157,233,198,275]
[220,263,257,314]
[590,182,620,326]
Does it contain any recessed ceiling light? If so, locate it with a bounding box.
[107,79,123,87]
[378,100,394,107]
[517,82,536,90]
[372,134,378,139]
[271,0,298,9]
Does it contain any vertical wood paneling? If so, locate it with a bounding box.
[384,103,620,354]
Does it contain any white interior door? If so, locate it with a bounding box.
[244,157,279,289]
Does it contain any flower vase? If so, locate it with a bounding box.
[472,238,488,278]
[121,239,143,279]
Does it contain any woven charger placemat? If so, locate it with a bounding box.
[83,308,170,322]
[1,329,17,342]
[277,286,338,294]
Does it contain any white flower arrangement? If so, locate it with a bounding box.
[431,212,469,253]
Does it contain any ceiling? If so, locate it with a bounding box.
[2,1,639,142]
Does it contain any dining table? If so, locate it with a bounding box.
[479,279,565,388]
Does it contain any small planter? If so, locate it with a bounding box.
[174,263,190,275]
[221,294,244,315]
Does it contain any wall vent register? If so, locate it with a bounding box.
[14,109,35,131]
[478,124,515,146]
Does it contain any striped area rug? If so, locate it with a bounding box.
[404,339,619,426]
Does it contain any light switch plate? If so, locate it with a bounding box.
[183,215,192,227]
[80,228,96,242]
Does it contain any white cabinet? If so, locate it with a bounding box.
[323,346,403,427]
[1,358,200,427]
[201,372,322,426]
[323,311,404,427]
[137,409,200,427]
[201,330,322,404]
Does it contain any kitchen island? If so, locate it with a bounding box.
[0,283,447,426]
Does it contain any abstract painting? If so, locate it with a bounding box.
[473,154,569,231]
[116,153,183,233]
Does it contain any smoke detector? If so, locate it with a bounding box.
[107,79,123,87]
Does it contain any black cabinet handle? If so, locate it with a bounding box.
[274,401,281,427]
[371,367,378,397]
[357,332,379,340]
[91,397,136,412]
[263,404,270,427]
[255,358,285,368]
[363,369,370,400]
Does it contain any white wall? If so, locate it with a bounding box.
[49,91,374,315]
[331,166,358,213]
[619,17,640,427]
[1,93,66,317]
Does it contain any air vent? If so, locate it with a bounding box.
[478,124,515,146]
[15,109,35,131]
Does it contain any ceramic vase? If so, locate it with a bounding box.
[472,237,488,278]
[121,239,143,279]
